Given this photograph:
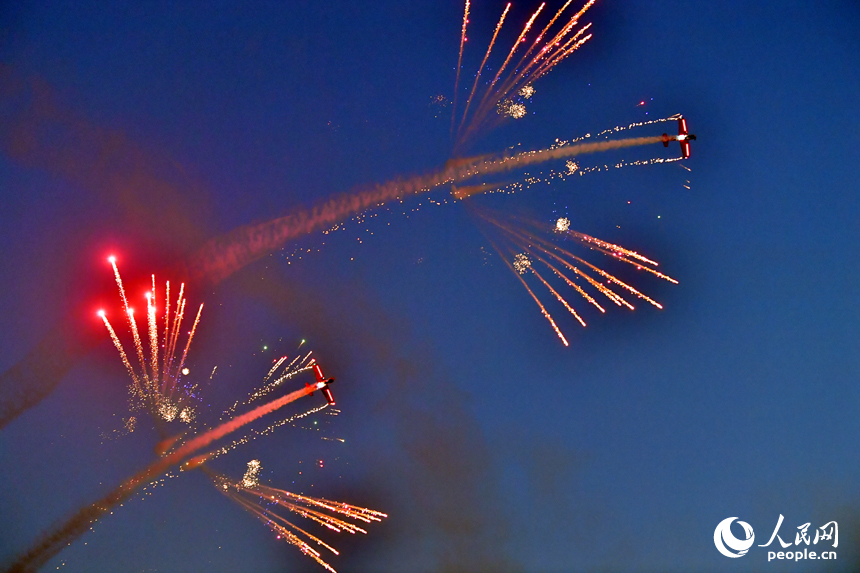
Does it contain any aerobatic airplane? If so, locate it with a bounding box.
[662,117,696,159]
[306,362,336,406]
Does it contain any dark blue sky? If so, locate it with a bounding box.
[1,1,859,571]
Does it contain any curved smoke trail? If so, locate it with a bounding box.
[0,132,661,429]
[5,385,315,572]
[187,135,662,283]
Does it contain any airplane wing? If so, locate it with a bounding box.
[313,363,325,384]
[680,140,691,159]
[678,117,688,136]
[321,386,335,406]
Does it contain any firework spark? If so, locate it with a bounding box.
[207,404,333,461]
[451,0,471,134]
[208,467,387,573]
[470,205,676,344]
[457,2,511,136]
[222,351,315,420]
[448,116,686,201]
[242,459,262,488]
[9,370,332,571]
[513,253,532,274]
[453,0,598,150]
[100,258,203,424]
[497,100,527,119]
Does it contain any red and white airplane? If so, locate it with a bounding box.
[306,362,336,406]
[662,117,696,159]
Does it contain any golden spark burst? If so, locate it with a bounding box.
[242,459,262,488]
[471,206,677,345]
[513,253,532,274]
[209,469,387,573]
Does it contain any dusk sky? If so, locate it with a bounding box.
[1,1,859,571]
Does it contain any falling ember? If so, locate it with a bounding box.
[482,235,568,346]
[469,205,676,345]
[208,467,387,573]
[518,84,535,98]
[531,266,587,327]
[565,159,579,174]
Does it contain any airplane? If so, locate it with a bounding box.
[306,361,336,406]
[661,117,696,159]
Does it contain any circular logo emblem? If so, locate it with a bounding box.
[714,517,755,558]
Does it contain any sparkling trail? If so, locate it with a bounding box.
[457,3,511,138]
[189,129,675,284]
[530,263,587,327]
[8,381,322,570]
[208,470,387,573]
[166,296,186,386]
[532,252,605,312]
[208,404,329,461]
[486,3,545,93]
[451,0,471,135]
[99,312,143,396]
[483,234,568,346]
[495,2,590,99]
[490,218,636,308]
[110,258,150,388]
[146,278,159,383]
[172,303,203,398]
[526,231,665,309]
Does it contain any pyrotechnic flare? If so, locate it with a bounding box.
[222,350,315,420]
[8,365,339,571]
[469,205,676,344]
[453,0,598,150]
[457,2,511,134]
[100,257,202,424]
[207,466,387,573]
[451,0,471,135]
